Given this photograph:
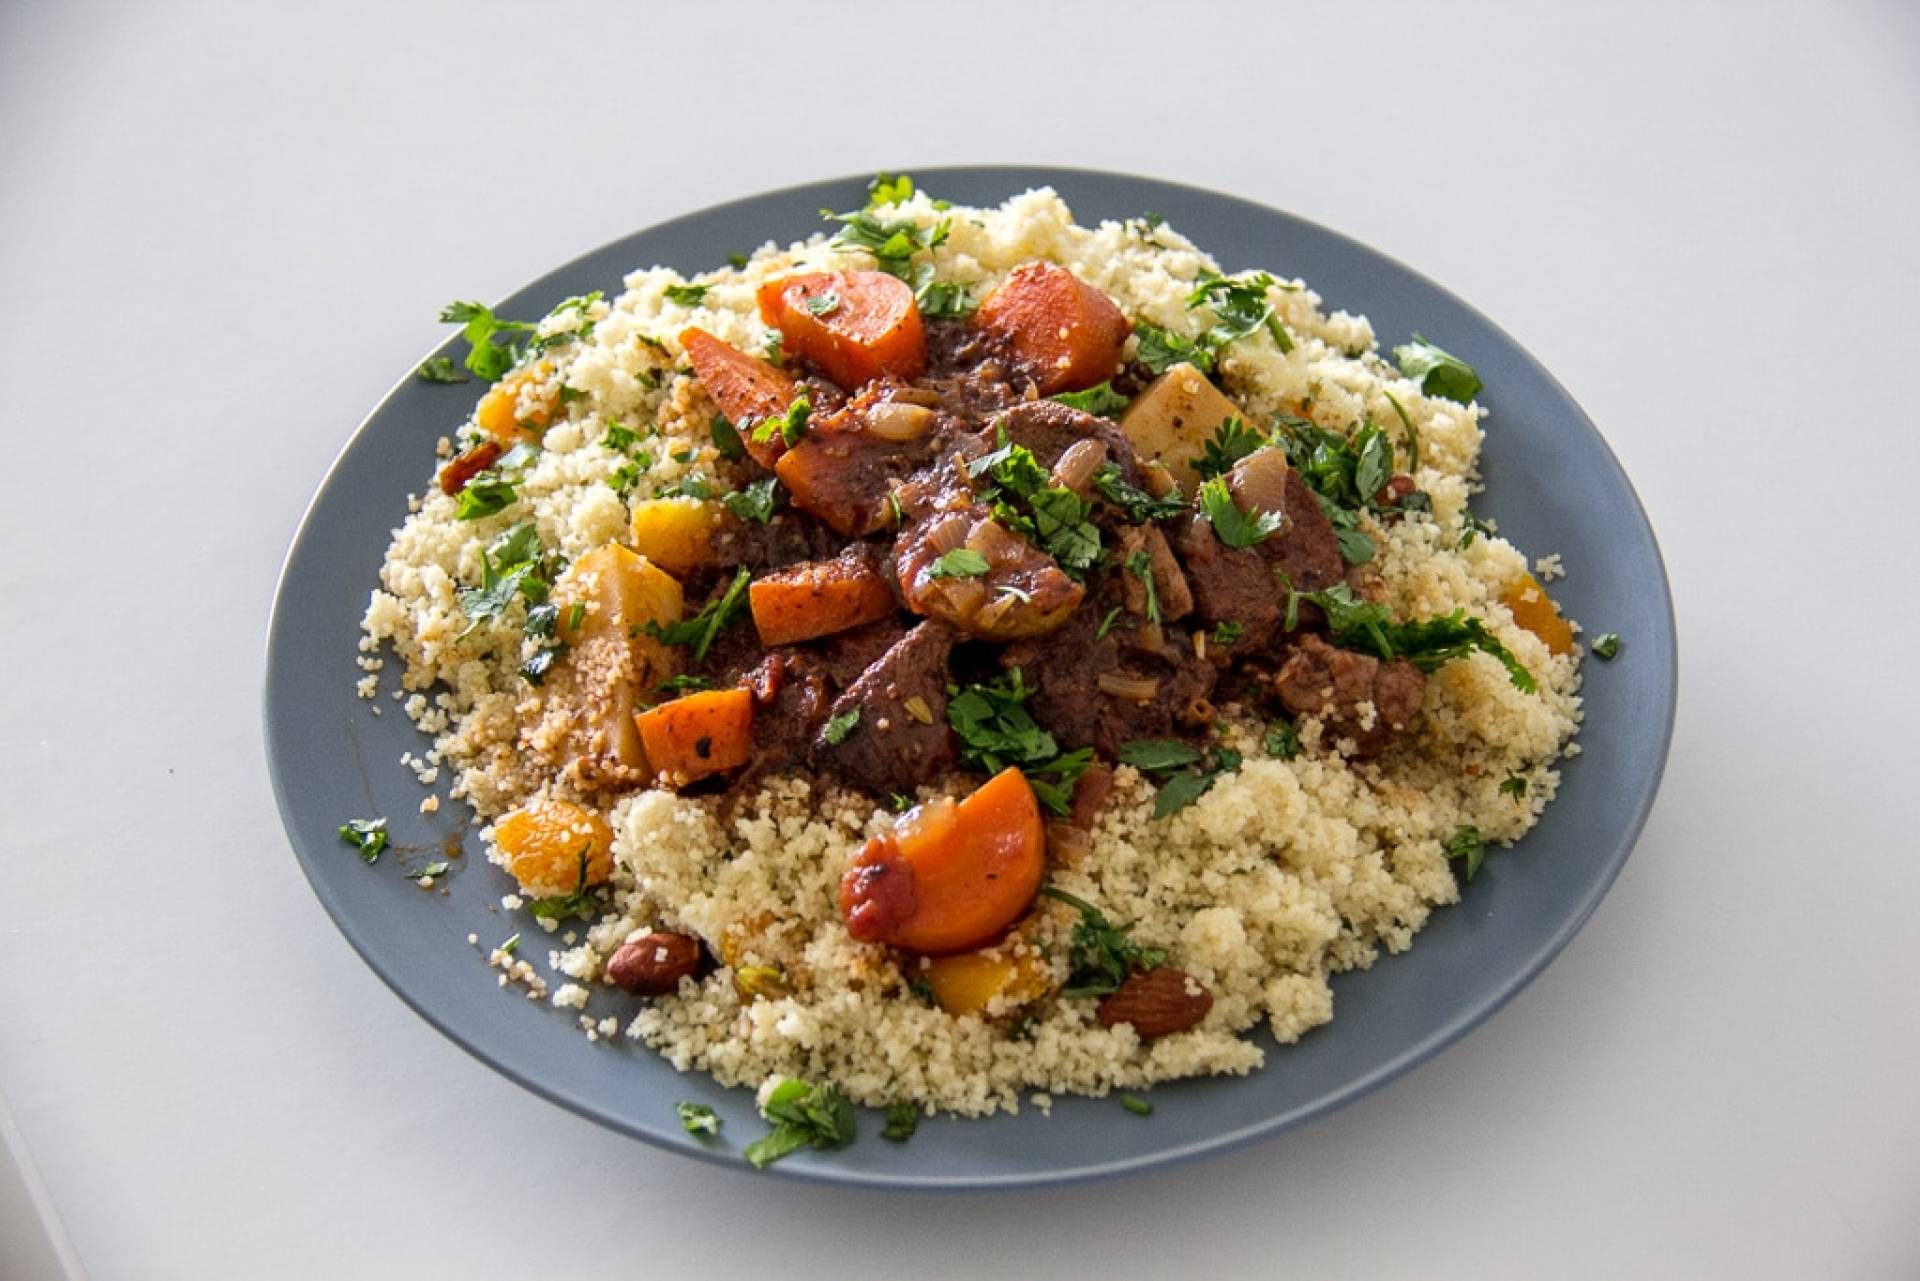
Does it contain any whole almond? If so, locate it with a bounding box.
[606,931,703,995]
[1096,967,1212,1039]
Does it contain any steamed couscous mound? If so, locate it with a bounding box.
[360,181,1582,1118]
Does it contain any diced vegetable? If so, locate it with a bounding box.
[838,767,1045,955]
[1117,362,1246,494]
[493,800,614,898]
[541,545,686,775]
[1500,573,1575,656]
[773,432,895,536]
[756,270,926,389]
[921,943,1049,1018]
[975,262,1131,395]
[629,497,733,578]
[634,687,754,784]
[679,327,799,467]
[474,361,555,444]
[438,440,504,496]
[749,553,897,647]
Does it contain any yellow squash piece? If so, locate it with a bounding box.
[628,497,730,578]
[922,945,1050,1018]
[1118,362,1246,495]
[1500,573,1575,656]
[474,361,556,444]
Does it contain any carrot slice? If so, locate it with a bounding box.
[838,767,1045,955]
[634,688,754,785]
[757,270,926,390]
[679,327,799,468]
[975,262,1131,394]
[749,553,897,647]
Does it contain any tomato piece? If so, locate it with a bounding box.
[975,262,1130,394]
[756,270,926,390]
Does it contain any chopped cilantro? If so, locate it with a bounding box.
[676,1101,720,1138]
[804,292,841,317]
[1444,826,1487,882]
[727,252,749,270]
[823,206,950,281]
[438,300,536,382]
[1284,582,1536,693]
[1193,417,1268,481]
[1119,1094,1154,1117]
[928,548,990,579]
[498,933,520,956]
[413,861,450,879]
[1263,719,1300,760]
[1115,740,1203,771]
[1093,464,1185,523]
[1038,886,1166,998]
[1051,382,1131,417]
[944,670,1089,817]
[657,674,715,694]
[415,356,467,384]
[1457,510,1494,549]
[709,414,746,460]
[665,283,708,307]
[457,521,553,636]
[601,420,640,452]
[970,442,1103,574]
[750,395,811,447]
[453,474,518,521]
[722,476,780,525]
[1499,774,1528,799]
[867,172,915,206]
[1185,268,1292,355]
[1394,334,1482,404]
[1592,632,1622,660]
[647,566,751,662]
[882,1100,919,1142]
[822,707,861,746]
[660,471,714,500]
[744,1078,855,1169]
[1125,550,1161,624]
[339,818,388,864]
[1198,477,1285,549]
[1119,738,1242,818]
[1382,391,1421,473]
[524,846,597,921]
[1212,621,1245,647]
[1134,321,1210,376]
[1094,605,1124,642]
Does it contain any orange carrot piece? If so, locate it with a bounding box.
[756,270,926,390]
[679,327,799,468]
[749,554,897,646]
[838,767,1045,955]
[975,262,1131,395]
[633,688,754,785]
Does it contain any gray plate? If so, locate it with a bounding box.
[264,167,1676,1189]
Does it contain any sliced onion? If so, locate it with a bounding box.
[1050,438,1108,493]
[922,513,971,555]
[934,575,989,619]
[1097,672,1161,701]
[966,517,1028,567]
[1140,461,1179,498]
[972,593,1018,633]
[866,401,935,441]
[1133,621,1168,656]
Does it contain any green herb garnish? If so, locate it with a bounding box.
[676,1101,720,1138]
[1198,477,1285,549]
[665,283,709,306]
[525,845,596,921]
[823,207,950,281]
[969,442,1102,574]
[804,292,841,317]
[1185,268,1292,355]
[1039,886,1165,998]
[744,1078,856,1169]
[1093,464,1186,524]
[882,1100,919,1142]
[1444,826,1487,882]
[413,861,450,879]
[1591,633,1622,660]
[945,669,1089,817]
[439,300,537,382]
[722,477,779,525]
[1499,775,1528,799]
[1125,550,1161,625]
[1094,605,1124,642]
[751,395,812,448]
[1263,720,1300,760]
[867,172,915,206]
[1394,334,1482,404]
[822,707,861,746]
[339,818,388,864]
[1284,582,1536,693]
[1118,739,1242,818]
[647,566,751,662]
[1212,621,1245,647]
[458,521,553,635]
[709,414,746,460]
[1052,382,1131,417]
[1119,1094,1154,1117]
[928,547,990,580]
[416,356,468,384]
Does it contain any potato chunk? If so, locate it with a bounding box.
[1118,362,1244,495]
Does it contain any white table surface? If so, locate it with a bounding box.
[4,2,1917,1277]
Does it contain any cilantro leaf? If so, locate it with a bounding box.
[416,356,468,384]
[1193,417,1268,481]
[1120,1094,1154,1117]
[665,283,708,306]
[647,566,751,662]
[823,206,950,281]
[1038,886,1166,998]
[744,1078,855,1169]
[1444,826,1487,882]
[1285,582,1536,693]
[439,300,536,382]
[1198,477,1285,549]
[1125,550,1161,624]
[1134,321,1210,376]
[821,707,861,746]
[1185,269,1292,355]
[750,395,811,447]
[882,1100,919,1142]
[722,477,779,525]
[945,670,1087,817]
[1263,719,1300,760]
[1093,464,1185,524]
[676,1102,720,1138]
[524,845,597,921]
[709,414,746,460]
[339,818,388,864]
[1592,632,1622,660]
[1499,775,1528,799]
[1116,740,1203,771]
[867,172,915,206]
[928,548,990,579]
[1051,382,1131,417]
[1394,334,1482,404]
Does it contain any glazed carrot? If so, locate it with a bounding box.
[838,767,1045,955]
[1500,573,1575,656]
[975,262,1131,395]
[772,432,897,537]
[749,553,896,646]
[679,327,799,467]
[634,688,754,784]
[757,270,926,390]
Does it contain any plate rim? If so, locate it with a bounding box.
[263,164,1677,1190]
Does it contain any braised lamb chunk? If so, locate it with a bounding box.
[813,616,908,689]
[815,621,959,794]
[1268,633,1425,757]
[736,648,834,772]
[999,585,1217,757]
[1179,452,1346,655]
[979,398,1144,486]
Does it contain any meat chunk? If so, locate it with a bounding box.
[815,622,959,793]
[1269,634,1425,757]
[813,616,908,689]
[984,398,1142,484]
[1178,455,1345,654]
[737,649,834,773]
[1000,585,1217,757]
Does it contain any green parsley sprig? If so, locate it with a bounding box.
[1283,582,1536,693]
[744,1078,856,1169]
[1038,886,1166,998]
